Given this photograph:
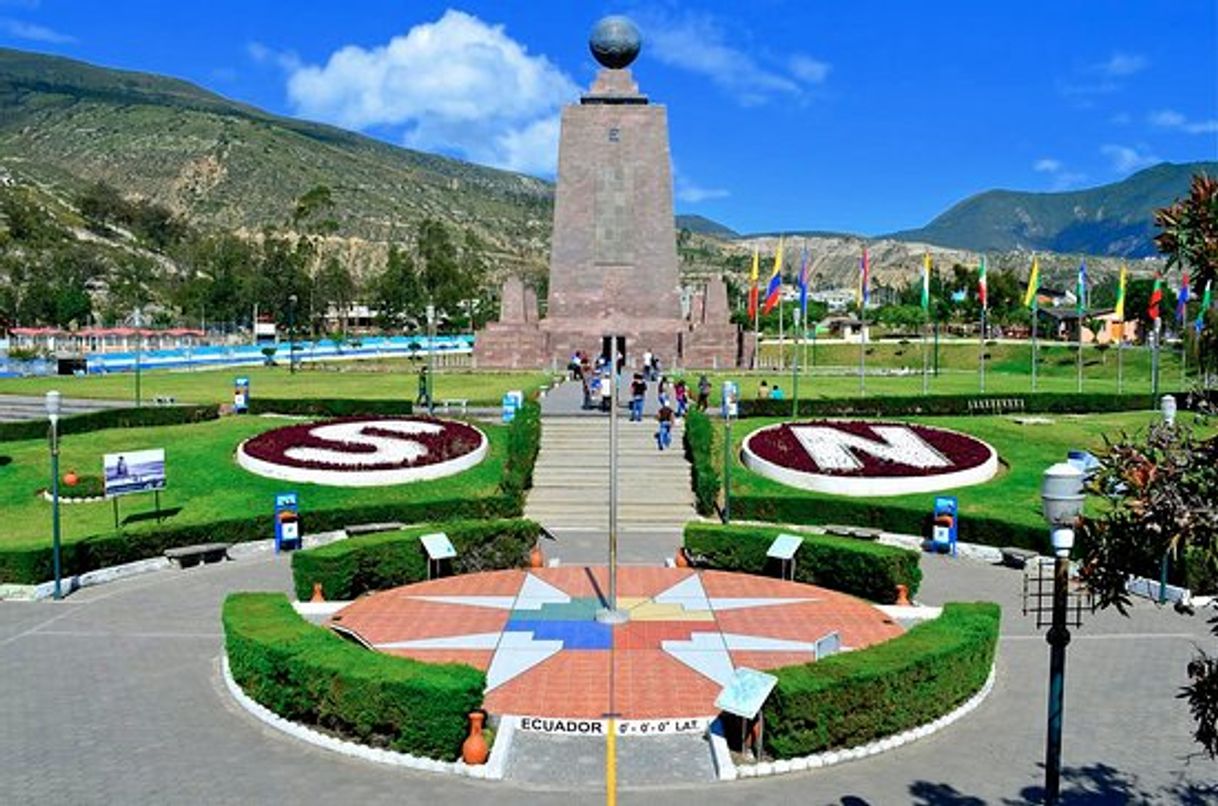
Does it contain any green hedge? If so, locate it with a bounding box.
[292,518,539,600]
[248,398,414,417]
[684,522,921,603]
[500,401,541,501]
[683,409,720,516]
[738,391,1199,419]
[223,592,483,759]
[0,404,219,443]
[764,602,1000,758]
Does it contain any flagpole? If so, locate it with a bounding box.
[1152,318,1162,395]
[922,315,929,395]
[1117,322,1124,395]
[1076,313,1083,393]
[778,293,784,372]
[1031,298,1039,392]
[979,308,986,393]
[792,307,800,418]
[859,304,866,397]
[753,303,760,371]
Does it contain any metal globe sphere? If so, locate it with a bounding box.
[589,16,641,69]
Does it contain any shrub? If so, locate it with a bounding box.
[0,404,219,443]
[683,409,720,516]
[500,401,541,502]
[737,391,1201,419]
[223,593,483,759]
[291,518,539,600]
[684,522,921,602]
[764,602,1000,758]
[248,398,414,417]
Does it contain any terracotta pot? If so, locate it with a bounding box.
[895,584,910,606]
[529,544,544,568]
[63,470,79,487]
[310,582,325,603]
[461,712,489,765]
[674,548,689,568]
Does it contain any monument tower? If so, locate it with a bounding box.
[474,16,737,369]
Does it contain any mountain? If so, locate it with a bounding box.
[675,214,737,238]
[885,162,1217,257]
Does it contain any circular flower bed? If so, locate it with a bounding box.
[237,416,488,487]
[742,420,998,497]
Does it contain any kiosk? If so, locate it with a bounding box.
[274,492,301,553]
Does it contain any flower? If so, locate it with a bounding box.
[242,416,483,472]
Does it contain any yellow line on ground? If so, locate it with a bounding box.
[606,717,617,806]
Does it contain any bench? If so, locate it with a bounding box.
[345,522,405,536]
[823,524,882,540]
[437,398,469,414]
[1001,546,1040,569]
[164,542,231,568]
[153,395,177,406]
[967,398,1026,416]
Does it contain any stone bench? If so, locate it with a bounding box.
[967,398,1026,416]
[1001,546,1040,569]
[164,543,231,568]
[437,398,469,414]
[153,395,177,406]
[823,524,882,540]
[345,522,405,537]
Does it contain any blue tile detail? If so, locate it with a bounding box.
[505,619,613,650]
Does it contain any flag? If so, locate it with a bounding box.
[1114,265,1127,320]
[1177,271,1190,322]
[1023,256,1040,308]
[1197,280,1213,334]
[978,255,988,311]
[857,246,870,307]
[1076,259,1088,315]
[797,241,810,316]
[747,246,760,319]
[921,252,931,312]
[1148,273,1163,321]
[762,238,784,314]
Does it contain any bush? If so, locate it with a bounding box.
[683,409,720,516]
[684,522,921,603]
[764,602,1000,758]
[248,398,413,417]
[0,404,219,443]
[499,401,541,502]
[291,519,539,600]
[223,593,483,759]
[738,391,1200,419]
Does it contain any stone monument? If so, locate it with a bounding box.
[474,16,737,369]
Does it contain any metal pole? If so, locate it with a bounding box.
[723,415,732,523]
[426,302,435,415]
[1117,328,1124,394]
[597,335,627,625]
[753,299,760,370]
[1032,300,1039,392]
[134,307,142,408]
[792,308,800,418]
[980,309,987,393]
[49,419,62,600]
[933,318,940,376]
[1152,319,1162,396]
[1044,550,1071,805]
[858,306,866,397]
[1076,314,1083,393]
[288,296,297,375]
[777,294,784,371]
[922,314,929,395]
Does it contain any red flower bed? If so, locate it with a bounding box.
[745,421,993,478]
[242,416,484,472]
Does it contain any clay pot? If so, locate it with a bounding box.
[310,582,325,603]
[895,584,910,606]
[674,548,689,568]
[461,711,489,765]
[63,470,79,487]
[529,544,544,568]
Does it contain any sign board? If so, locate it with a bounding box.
[714,667,778,719]
[501,389,524,423]
[766,533,803,561]
[274,492,300,552]
[234,376,250,413]
[103,448,166,497]
[932,495,958,556]
[721,381,738,419]
[419,532,457,561]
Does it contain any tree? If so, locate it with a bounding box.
[1080,416,1218,756]
[1155,172,1218,290]
[371,244,419,330]
[315,256,355,335]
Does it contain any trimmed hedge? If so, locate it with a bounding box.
[764,602,1000,758]
[223,592,483,759]
[500,401,541,501]
[684,522,921,603]
[683,409,720,516]
[292,518,539,600]
[248,398,413,417]
[0,404,219,443]
[738,390,1203,419]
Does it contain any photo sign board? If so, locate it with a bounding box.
[103,448,166,498]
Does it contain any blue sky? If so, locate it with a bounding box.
[1,1,1215,235]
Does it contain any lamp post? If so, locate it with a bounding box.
[46,390,63,600]
[133,307,142,408]
[722,381,738,523]
[426,302,436,415]
[287,294,298,375]
[596,334,628,625]
[1040,462,1086,805]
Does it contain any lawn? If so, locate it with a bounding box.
[0,361,554,406]
[0,413,510,552]
[715,409,1215,535]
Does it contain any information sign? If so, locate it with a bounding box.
[234,376,250,413]
[714,667,778,719]
[103,448,166,498]
[274,492,301,552]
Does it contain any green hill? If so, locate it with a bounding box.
[885,161,1217,257]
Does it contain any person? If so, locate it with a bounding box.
[581,369,593,410]
[652,356,662,380]
[657,375,671,409]
[770,384,785,400]
[642,350,653,381]
[674,379,688,417]
[757,379,769,399]
[417,366,430,407]
[600,370,612,412]
[115,455,128,478]
[697,374,711,412]
[630,372,647,421]
[568,351,581,380]
[655,402,674,450]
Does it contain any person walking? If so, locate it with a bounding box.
[642,350,653,381]
[416,366,430,407]
[657,375,671,409]
[655,402,674,450]
[630,372,647,421]
[697,374,711,412]
[674,378,688,417]
[600,370,612,412]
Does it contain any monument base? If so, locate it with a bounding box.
[471,322,547,369]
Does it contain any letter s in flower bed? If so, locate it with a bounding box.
[741,420,998,497]
[237,416,489,487]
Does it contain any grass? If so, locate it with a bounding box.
[716,410,1216,534]
[0,414,510,550]
[0,361,555,406]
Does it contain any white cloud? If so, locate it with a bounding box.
[247,41,301,72]
[280,11,576,175]
[1032,158,1086,190]
[1033,158,1062,173]
[0,16,73,44]
[676,182,730,203]
[641,10,828,106]
[1094,52,1148,77]
[1149,108,1218,135]
[1100,144,1160,173]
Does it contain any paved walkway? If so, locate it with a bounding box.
[2,552,1213,803]
[0,394,134,422]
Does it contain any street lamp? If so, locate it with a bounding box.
[1161,394,1177,427]
[288,294,298,375]
[426,302,436,415]
[133,307,142,408]
[1040,462,1086,805]
[722,381,738,523]
[45,390,63,600]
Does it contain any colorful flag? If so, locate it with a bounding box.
[1197,280,1213,334]
[747,246,760,320]
[1177,271,1191,322]
[797,241,810,316]
[1114,265,1127,320]
[857,246,870,308]
[978,255,988,311]
[1023,256,1040,308]
[1076,259,1088,314]
[921,252,931,312]
[1148,272,1163,321]
[762,238,784,314]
